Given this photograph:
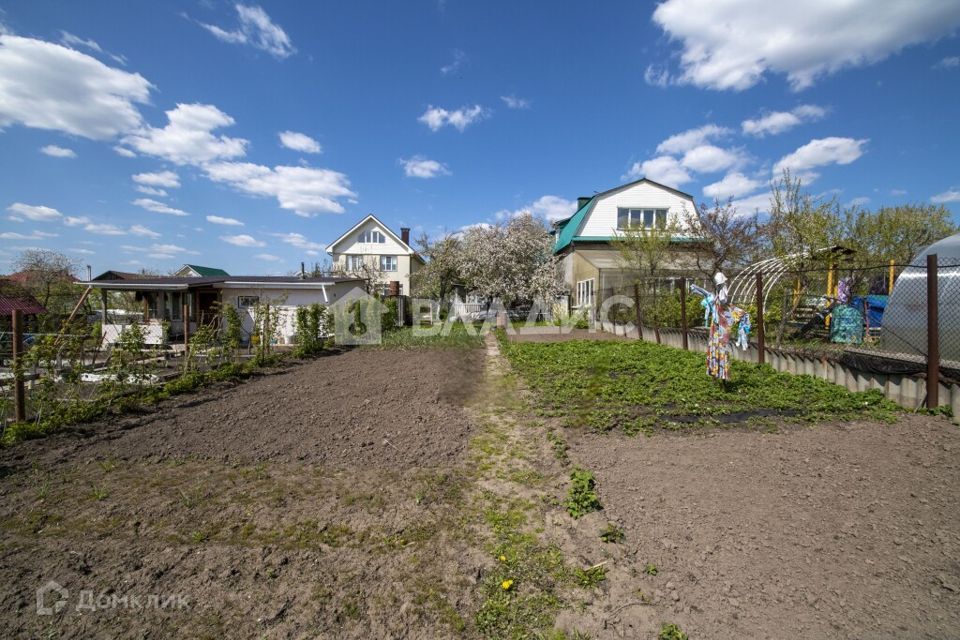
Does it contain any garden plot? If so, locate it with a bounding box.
[0,346,492,638]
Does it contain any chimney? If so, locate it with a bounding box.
[300,261,306,278]
[577,196,591,210]
[400,227,410,246]
[86,265,92,281]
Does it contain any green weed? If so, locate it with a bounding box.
[565,469,601,519]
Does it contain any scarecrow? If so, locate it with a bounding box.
[690,272,751,382]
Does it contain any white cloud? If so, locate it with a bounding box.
[7,202,63,222]
[135,186,167,196]
[400,155,451,179]
[64,215,91,226]
[206,215,244,226]
[500,95,530,109]
[122,103,248,165]
[255,253,282,262]
[69,248,96,255]
[935,55,960,69]
[418,104,488,132]
[731,191,773,214]
[271,232,325,251]
[680,145,742,173]
[130,224,160,238]
[441,49,466,75]
[0,35,151,139]
[114,146,136,157]
[891,189,908,196]
[40,144,77,158]
[742,104,827,137]
[279,130,321,154]
[220,233,265,247]
[652,0,960,91]
[622,156,692,186]
[656,124,730,154]
[132,170,180,188]
[0,230,58,240]
[132,198,190,216]
[199,4,295,59]
[84,223,127,235]
[204,162,356,216]
[703,172,764,200]
[643,65,671,88]
[931,189,960,204]
[847,196,871,207]
[495,195,578,224]
[60,30,127,66]
[122,243,194,255]
[773,137,868,180]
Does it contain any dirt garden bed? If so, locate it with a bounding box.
[0,346,488,638]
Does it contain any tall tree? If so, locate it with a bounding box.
[844,204,957,267]
[766,170,844,261]
[458,214,561,305]
[411,232,462,301]
[11,249,79,312]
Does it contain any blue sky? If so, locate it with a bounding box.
[1,0,959,276]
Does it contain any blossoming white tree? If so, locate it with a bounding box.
[457,214,562,306]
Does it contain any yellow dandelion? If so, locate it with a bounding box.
[499,555,507,562]
[501,579,514,591]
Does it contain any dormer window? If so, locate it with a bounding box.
[617,208,667,230]
[359,230,385,243]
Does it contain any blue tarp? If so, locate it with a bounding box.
[850,295,887,328]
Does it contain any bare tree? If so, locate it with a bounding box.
[684,199,762,279]
[11,249,79,312]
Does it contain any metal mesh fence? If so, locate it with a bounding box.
[594,257,960,382]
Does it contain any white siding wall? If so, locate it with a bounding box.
[329,218,415,292]
[222,283,360,344]
[578,182,694,237]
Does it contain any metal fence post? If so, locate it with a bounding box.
[12,308,26,423]
[755,272,765,365]
[678,277,688,350]
[927,254,940,408]
[633,282,643,341]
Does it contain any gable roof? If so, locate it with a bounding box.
[0,280,47,316]
[178,264,229,277]
[326,214,415,255]
[552,178,696,253]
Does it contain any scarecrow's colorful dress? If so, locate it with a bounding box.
[691,284,751,381]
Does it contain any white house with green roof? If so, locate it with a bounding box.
[551,178,707,310]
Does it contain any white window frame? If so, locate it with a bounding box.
[359,229,385,243]
[345,255,365,271]
[380,255,398,272]
[576,278,595,308]
[238,295,259,308]
[617,208,668,230]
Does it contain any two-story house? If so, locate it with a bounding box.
[326,214,423,295]
[552,177,707,309]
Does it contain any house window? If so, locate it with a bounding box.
[380,283,404,296]
[359,230,385,243]
[380,255,397,272]
[238,295,259,308]
[576,279,595,308]
[345,255,365,271]
[617,208,667,230]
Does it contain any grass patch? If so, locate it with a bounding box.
[377,323,484,349]
[498,338,897,433]
[599,522,624,543]
[565,468,601,519]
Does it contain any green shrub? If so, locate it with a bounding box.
[659,623,688,640]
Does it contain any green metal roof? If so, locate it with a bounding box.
[553,197,595,253]
[183,264,229,276]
